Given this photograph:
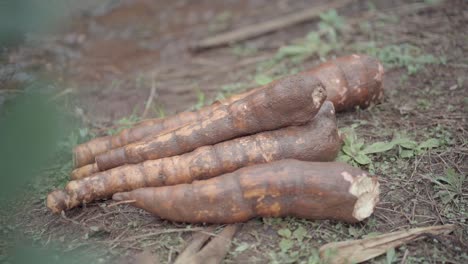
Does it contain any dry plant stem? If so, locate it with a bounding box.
[47,102,341,212]
[174,225,239,264]
[72,54,382,169]
[111,160,380,224]
[95,75,326,170]
[319,225,455,264]
[190,0,353,51]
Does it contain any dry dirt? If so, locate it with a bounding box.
[1,0,467,263]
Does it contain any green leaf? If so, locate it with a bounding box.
[351,140,365,153]
[254,74,273,86]
[279,238,294,252]
[418,138,440,150]
[354,153,372,165]
[292,226,307,242]
[386,248,396,264]
[362,141,395,154]
[277,45,309,57]
[399,149,414,158]
[336,153,351,163]
[393,137,418,149]
[342,145,354,157]
[348,226,360,238]
[278,228,292,238]
[235,242,250,252]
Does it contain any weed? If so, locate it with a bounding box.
[337,126,444,170]
[253,9,345,80]
[106,114,141,135]
[431,168,465,207]
[254,73,274,85]
[231,44,258,57]
[152,104,166,118]
[215,82,251,101]
[416,98,431,110]
[193,90,206,110]
[354,42,443,74]
[275,9,344,64]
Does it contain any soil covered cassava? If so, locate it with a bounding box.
[1,0,467,263]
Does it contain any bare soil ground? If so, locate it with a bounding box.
[1,0,467,263]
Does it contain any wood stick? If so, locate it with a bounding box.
[190,0,353,51]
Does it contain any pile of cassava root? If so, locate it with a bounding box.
[47,54,383,224]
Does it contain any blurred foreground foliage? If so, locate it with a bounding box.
[0,86,109,263]
[0,0,68,48]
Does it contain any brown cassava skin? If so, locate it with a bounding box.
[95,75,326,171]
[71,163,99,180]
[72,54,383,169]
[306,54,384,112]
[47,102,341,212]
[72,87,261,168]
[112,160,379,224]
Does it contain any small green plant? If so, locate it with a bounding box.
[337,127,443,168]
[106,114,141,135]
[269,224,322,263]
[275,10,344,64]
[193,90,206,110]
[355,42,443,74]
[215,82,250,101]
[416,98,431,110]
[431,168,465,206]
[254,9,345,77]
[231,44,258,57]
[254,73,274,85]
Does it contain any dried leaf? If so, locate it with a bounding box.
[319,225,455,264]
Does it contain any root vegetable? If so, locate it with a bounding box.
[72,88,260,168]
[112,159,380,224]
[72,55,383,169]
[47,101,341,212]
[95,75,326,171]
[307,54,384,112]
[71,163,99,180]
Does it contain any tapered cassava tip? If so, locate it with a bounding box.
[47,190,68,213]
[70,163,99,180]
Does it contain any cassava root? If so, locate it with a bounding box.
[47,101,341,212]
[72,54,383,169]
[112,159,379,224]
[95,75,326,170]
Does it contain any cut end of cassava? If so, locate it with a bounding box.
[311,83,327,109]
[47,189,69,213]
[342,171,380,221]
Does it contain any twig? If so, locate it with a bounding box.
[190,0,353,51]
[60,210,81,225]
[142,78,157,118]
[400,249,409,264]
[122,227,206,242]
[107,199,137,208]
